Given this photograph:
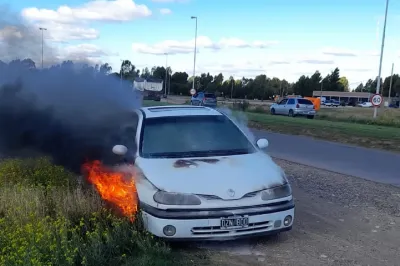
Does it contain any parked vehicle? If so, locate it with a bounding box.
[112,105,294,240]
[357,102,373,108]
[324,100,340,107]
[191,92,217,107]
[134,78,163,101]
[270,98,316,119]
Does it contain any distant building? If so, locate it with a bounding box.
[312,91,372,103]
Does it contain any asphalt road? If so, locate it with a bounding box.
[252,129,400,187]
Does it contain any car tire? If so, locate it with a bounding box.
[271,108,276,115]
[288,110,294,117]
[307,115,314,119]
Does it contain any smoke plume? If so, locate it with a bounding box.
[0,8,141,173]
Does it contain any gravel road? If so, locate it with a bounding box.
[203,159,400,266]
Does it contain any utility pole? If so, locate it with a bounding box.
[191,16,198,93]
[231,78,234,99]
[39,27,47,69]
[388,63,394,104]
[320,81,323,97]
[164,53,168,96]
[374,0,390,118]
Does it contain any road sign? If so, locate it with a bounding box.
[371,94,383,106]
[190,88,196,95]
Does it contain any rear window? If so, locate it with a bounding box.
[297,99,313,105]
[204,93,216,98]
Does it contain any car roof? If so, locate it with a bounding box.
[140,105,223,118]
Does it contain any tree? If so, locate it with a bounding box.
[354,83,364,92]
[99,63,112,75]
[339,76,349,92]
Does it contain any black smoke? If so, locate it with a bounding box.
[0,11,142,173]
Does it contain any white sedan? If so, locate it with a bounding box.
[114,105,295,240]
[358,102,373,108]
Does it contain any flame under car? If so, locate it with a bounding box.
[112,105,295,240]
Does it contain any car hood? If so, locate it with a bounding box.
[135,152,286,200]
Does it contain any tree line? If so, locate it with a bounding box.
[1,59,399,99]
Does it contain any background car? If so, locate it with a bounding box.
[270,97,316,119]
[324,99,340,107]
[191,92,217,107]
[113,105,295,240]
[357,102,373,108]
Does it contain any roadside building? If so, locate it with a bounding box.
[312,91,371,104]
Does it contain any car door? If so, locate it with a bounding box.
[285,99,295,115]
[275,99,288,114]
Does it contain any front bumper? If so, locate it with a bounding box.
[140,200,295,241]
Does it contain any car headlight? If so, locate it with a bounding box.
[153,191,201,205]
[261,183,292,201]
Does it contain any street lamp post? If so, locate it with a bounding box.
[164,53,168,96]
[191,16,198,93]
[39,27,47,69]
[388,63,394,104]
[374,0,390,118]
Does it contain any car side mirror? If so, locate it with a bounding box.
[256,138,269,149]
[112,145,128,156]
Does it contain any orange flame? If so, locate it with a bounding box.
[83,160,138,219]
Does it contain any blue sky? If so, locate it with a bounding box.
[3,0,400,87]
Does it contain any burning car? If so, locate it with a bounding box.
[109,105,294,240]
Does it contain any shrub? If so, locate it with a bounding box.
[0,157,203,266]
[232,100,250,111]
[0,157,77,188]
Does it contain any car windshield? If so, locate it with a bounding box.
[140,115,256,158]
[204,93,216,98]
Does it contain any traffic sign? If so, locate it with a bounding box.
[370,94,383,106]
[190,88,196,95]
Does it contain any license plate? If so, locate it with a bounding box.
[220,216,249,229]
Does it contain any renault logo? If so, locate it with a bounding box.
[227,189,235,197]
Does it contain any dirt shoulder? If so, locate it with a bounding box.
[204,159,400,266]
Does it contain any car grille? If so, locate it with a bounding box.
[199,191,259,200]
[191,220,272,236]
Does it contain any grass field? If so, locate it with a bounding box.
[246,112,400,152]
[248,105,400,128]
[0,157,207,266]
[143,100,400,152]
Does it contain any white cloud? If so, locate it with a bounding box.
[21,0,152,23]
[159,8,172,15]
[132,36,278,55]
[0,22,98,42]
[322,47,357,57]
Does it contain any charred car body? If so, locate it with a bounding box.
[113,105,295,240]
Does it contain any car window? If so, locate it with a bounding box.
[204,93,216,98]
[279,99,288,105]
[287,99,295,105]
[297,99,313,105]
[140,115,256,158]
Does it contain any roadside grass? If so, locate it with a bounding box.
[0,157,207,266]
[246,112,400,152]
[246,104,400,128]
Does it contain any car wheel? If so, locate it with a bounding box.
[271,108,276,115]
[288,110,294,117]
[307,115,314,119]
